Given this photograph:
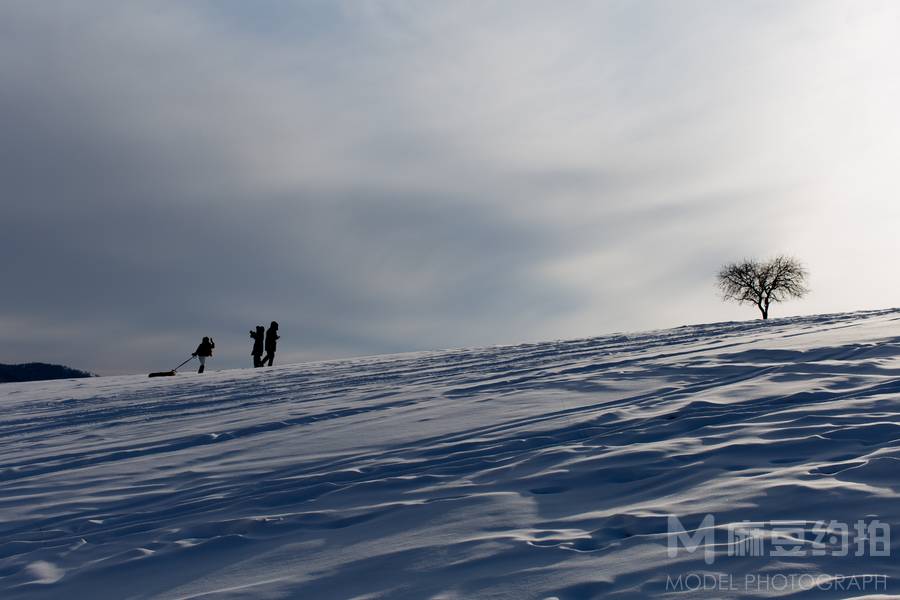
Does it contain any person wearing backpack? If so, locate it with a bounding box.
[250,325,264,367]
[262,322,279,367]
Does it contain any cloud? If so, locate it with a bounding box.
[2,1,899,374]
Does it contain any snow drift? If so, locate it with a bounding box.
[3,309,900,599]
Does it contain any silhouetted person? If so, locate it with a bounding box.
[250,325,264,368]
[192,336,215,373]
[261,321,279,367]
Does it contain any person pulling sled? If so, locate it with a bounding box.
[192,336,215,373]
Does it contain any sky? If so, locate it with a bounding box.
[2,1,899,375]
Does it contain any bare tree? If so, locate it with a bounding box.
[717,255,808,319]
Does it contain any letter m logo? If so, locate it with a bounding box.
[668,514,716,565]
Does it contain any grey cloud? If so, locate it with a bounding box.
[3,1,896,374]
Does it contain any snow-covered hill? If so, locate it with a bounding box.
[3,310,900,599]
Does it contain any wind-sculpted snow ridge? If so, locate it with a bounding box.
[3,309,900,599]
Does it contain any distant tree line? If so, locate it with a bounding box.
[0,363,94,384]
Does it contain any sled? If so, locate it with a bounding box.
[148,370,177,378]
[148,356,195,378]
